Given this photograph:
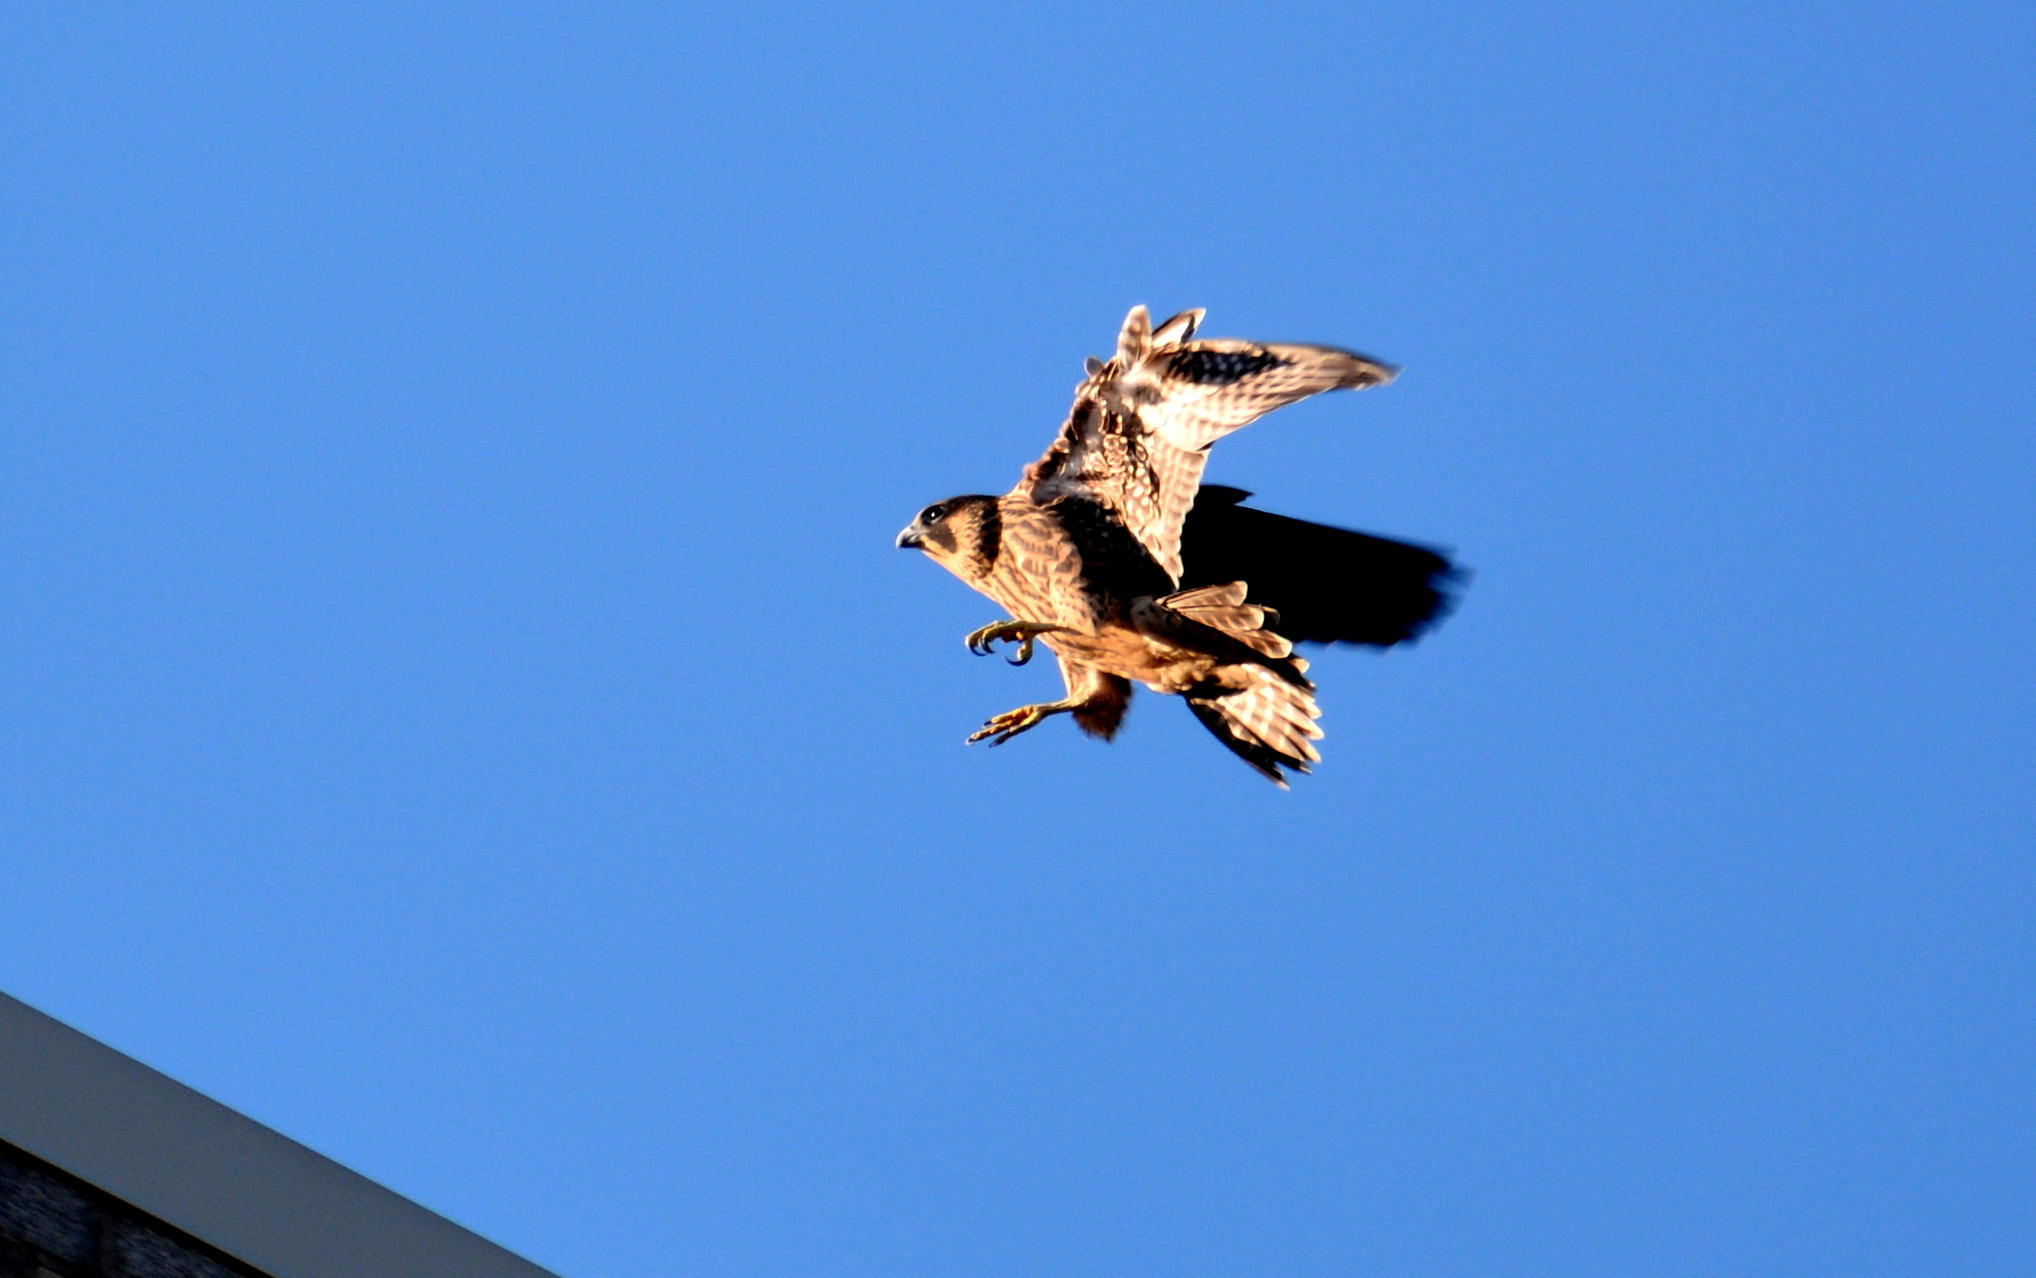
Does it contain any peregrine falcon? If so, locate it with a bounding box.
[896,305,1458,786]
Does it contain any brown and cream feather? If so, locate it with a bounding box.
[1021,305,1398,583]
[897,306,1456,786]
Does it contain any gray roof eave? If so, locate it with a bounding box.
[0,990,563,1278]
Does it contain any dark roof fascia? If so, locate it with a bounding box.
[0,990,563,1278]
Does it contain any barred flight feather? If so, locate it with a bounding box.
[1021,305,1398,582]
[898,304,1458,787]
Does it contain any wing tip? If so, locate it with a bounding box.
[1339,353,1401,389]
[1117,305,1153,364]
[1153,308,1205,345]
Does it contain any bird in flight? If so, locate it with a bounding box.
[896,305,1459,786]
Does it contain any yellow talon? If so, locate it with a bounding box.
[963,620,1066,665]
[966,699,1079,746]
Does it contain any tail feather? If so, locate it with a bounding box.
[1185,668,1324,787]
[1165,582,1246,609]
[1161,582,1294,659]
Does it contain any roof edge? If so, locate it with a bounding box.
[0,990,563,1278]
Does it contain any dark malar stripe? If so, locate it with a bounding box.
[968,497,1002,577]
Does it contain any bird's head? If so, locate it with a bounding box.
[896,495,1001,579]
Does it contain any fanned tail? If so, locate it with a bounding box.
[1160,582,1297,661]
[1185,667,1324,788]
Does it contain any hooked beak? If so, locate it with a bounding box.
[895,524,924,550]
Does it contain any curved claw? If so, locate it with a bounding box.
[965,701,1069,747]
[963,623,1005,657]
[963,621,1064,664]
[960,708,1050,748]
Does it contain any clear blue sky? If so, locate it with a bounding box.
[2,5,2030,1276]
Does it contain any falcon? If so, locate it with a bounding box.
[896,305,1458,786]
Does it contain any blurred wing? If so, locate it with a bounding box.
[1022,306,1396,582]
[1178,486,1462,647]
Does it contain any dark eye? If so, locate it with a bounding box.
[920,504,947,523]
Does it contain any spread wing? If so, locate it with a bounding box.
[1178,486,1462,647]
[1018,305,1398,582]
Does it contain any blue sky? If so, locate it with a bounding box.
[2,4,2031,1275]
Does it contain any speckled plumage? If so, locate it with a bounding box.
[898,305,1457,786]
[1022,304,1398,584]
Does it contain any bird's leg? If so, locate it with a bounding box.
[966,697,1086,747]
[963,620,1067,666]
